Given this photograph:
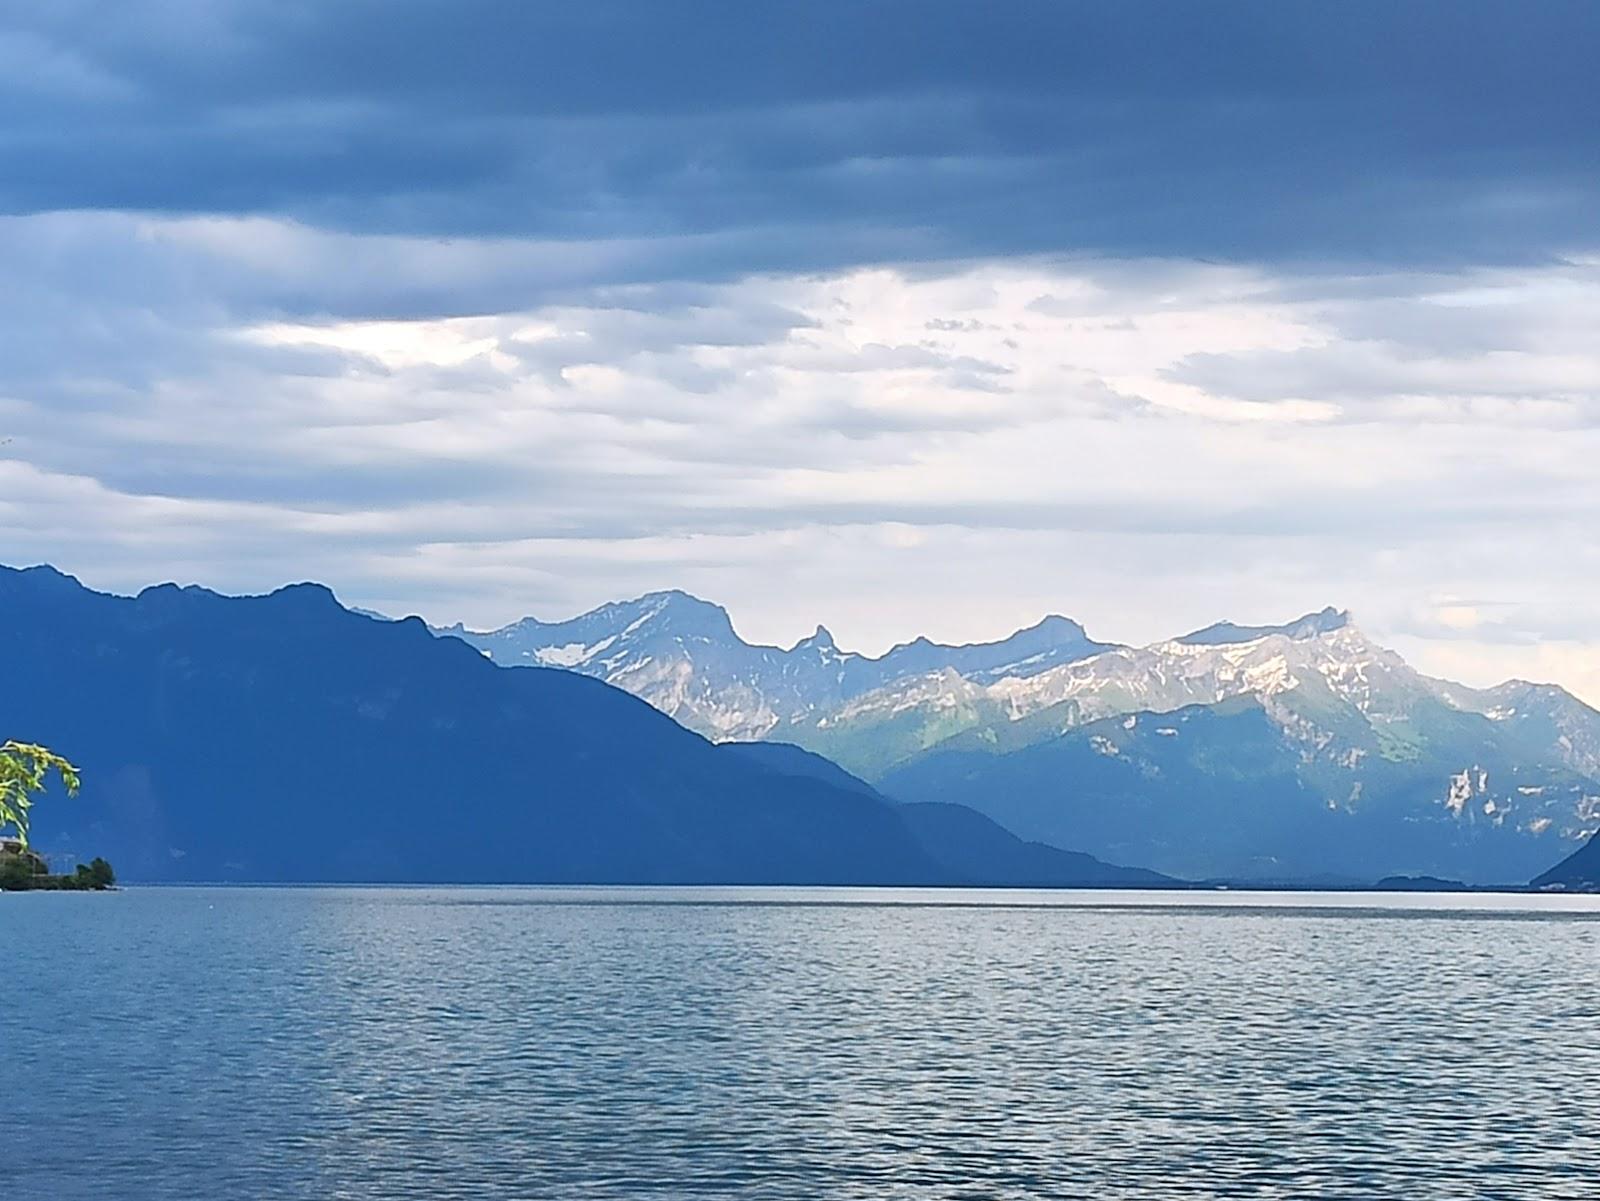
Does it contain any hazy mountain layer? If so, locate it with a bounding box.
[723,741,1173,888]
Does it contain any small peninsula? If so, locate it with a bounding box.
[0,842,116,891]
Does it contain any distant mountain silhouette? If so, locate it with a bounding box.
[1373,875,1471,892]
[720,741,882,798]
[724,741,1174,887]
[0,565,949,885]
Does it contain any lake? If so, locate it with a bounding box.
[5,886,1599,1198]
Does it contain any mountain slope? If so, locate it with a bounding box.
[1434,678,1600,780]
[897,802,1176,888]
[1531,830,1600,890]
[882,701,1343,881]
[879,688,1600,884]
[0,566,946,885]
[723,741,1175,887]
[719,740,882,798]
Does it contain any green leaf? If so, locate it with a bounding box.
[0,741,82,848]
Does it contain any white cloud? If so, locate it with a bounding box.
[1433,604,1483,632]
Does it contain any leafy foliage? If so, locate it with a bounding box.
[0,849,45,890]
[0,741,81,848]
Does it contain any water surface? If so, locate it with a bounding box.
[6,887,1599,1198]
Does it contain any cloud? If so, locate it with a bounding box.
[1165,259,1600,424]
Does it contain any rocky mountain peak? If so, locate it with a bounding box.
[793,624,837,652]
[1033,614,1089,635]
[1178,606,1350,647]
[616,589,736,640]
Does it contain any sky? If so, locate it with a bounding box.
[2,1,1599,700]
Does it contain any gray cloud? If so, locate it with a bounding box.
[1163,260,1600,421]
[1,3,1597,273]
[5,238,1599,671]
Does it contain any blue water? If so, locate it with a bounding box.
[5,887,1599,1199]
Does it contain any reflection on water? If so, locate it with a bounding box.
[7,887,1599,1199]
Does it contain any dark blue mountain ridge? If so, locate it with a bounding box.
[719,740,881,798]
[0,565,948,884]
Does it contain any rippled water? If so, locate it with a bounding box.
[5,887,1599,1198]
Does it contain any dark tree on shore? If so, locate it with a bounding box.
[77,858,116,889]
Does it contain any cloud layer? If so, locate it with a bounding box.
[3,206,1597,697]
[3,2,1597,265]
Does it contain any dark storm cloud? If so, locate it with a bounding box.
[3,1,1597,273]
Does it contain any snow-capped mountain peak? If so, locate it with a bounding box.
[960,611,1384,728]
[791,625,838,653]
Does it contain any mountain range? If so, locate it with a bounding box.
[0,565,1159,888]
[435,592,1112,743]
[441,593,1600,884]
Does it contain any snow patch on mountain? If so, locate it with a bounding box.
[535,637,615,667]
[889,616,1409,738]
